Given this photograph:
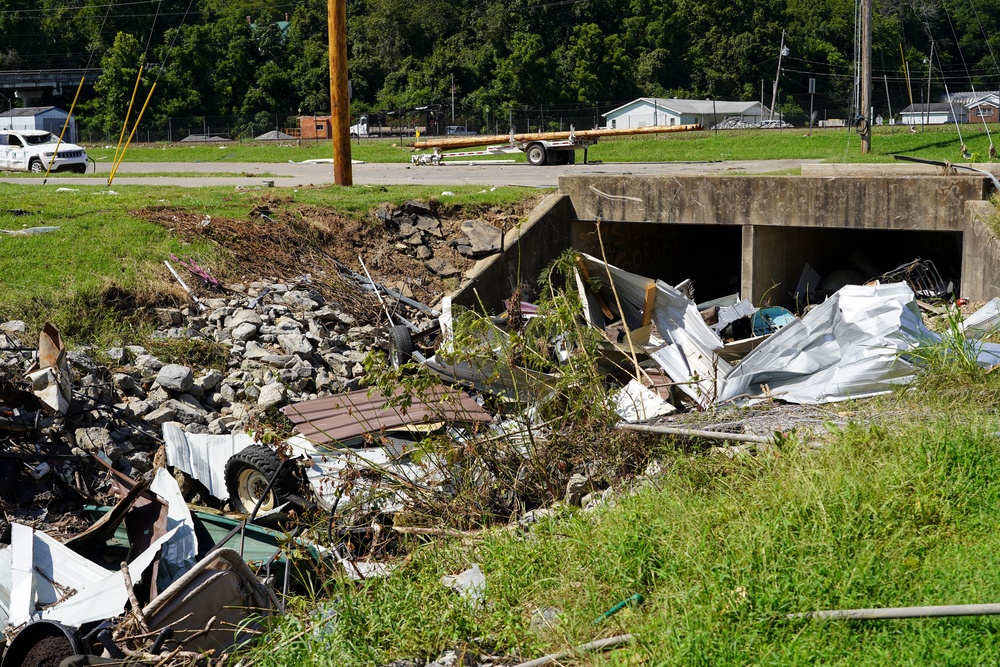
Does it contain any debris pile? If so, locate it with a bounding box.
[3,192,999,665]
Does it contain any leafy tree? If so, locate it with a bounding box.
[88,32,147,135]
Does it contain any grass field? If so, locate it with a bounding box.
[245,370,1000,667]
[82,125,1000,166]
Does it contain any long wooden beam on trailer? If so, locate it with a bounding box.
[413,123,702,150]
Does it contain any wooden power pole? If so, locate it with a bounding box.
[860,0,872,153]
[328,0,352,185]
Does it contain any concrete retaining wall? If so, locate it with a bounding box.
[451,193,573,313]
[962,200,1000,300]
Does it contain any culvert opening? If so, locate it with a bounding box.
[750,227,962,309]
[571,221,962,310]
[572,221,743,301]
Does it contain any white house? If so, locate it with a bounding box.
[602,97,770,129]
[0,107,78,143]
[898,102,966,126]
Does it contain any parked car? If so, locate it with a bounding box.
[0,130,88,173]
[445,125,476,136]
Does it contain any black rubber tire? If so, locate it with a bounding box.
[526,142,547,166]
[388,324,414,368]
[73,164,87,174]
[224,444,293,514]
[29,159,44,174]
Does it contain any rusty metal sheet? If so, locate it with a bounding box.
[281,385,491,446]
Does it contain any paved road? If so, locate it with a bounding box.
[0,158,814,188]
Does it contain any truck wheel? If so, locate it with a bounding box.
[388,324,414,368]
[526,143,547,166]
[224,444,293,514]
[29,159,44,173]
[73,164,87,174]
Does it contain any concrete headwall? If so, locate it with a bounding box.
[450,173,1000,313]
[451,193,573,313]
[559,175,987,232]
[962,200,1000,300]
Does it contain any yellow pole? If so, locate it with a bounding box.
[113,66,146,174]
[108,82,156,185]
[43,75,86,180]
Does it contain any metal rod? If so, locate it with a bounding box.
[511,634,633,667]
[358,255,393,326]
[616,423,774,444]
[791,603,1000,620]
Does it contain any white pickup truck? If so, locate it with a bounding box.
[0,130,89,174]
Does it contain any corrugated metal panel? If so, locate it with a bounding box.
[281,386,491,446]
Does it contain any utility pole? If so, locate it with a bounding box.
[770,29,787,121]
[328,0,352,185]
[860,0,872,153]
[451,74,455,123]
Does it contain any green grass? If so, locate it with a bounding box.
[86,139,419,164]
[244,370,1000,666]
[0,183,535,344]
[81,125,1000,166]
[587,124,1000,164]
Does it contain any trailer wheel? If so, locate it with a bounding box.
[526,143,547,166]
[225,444,293,514]
[388,324,414,368]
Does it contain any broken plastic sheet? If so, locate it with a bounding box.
[0,522,180,632]
[302,439,446,513]
[39,526,181,628]
[163,423,255,499]
[577,253,729,408]
[719,283,936,404]
[149,467,198,592]
[960,297,1000,340]
[3,523,109,630]
[614,379,676,422]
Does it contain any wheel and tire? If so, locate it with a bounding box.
[29,159,44,174]
[525,142,547,166]
[224,445,294,514]
[388,324,414,368]
[74,164,88,174]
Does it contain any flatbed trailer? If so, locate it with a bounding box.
[411,123,702,166]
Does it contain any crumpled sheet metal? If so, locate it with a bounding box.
[578,253,728,407]
[719,283,934,404]
[163,423,256,499]
[281,385,491,447]
[580,256,999,406]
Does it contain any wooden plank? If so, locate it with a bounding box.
[642,282,657,327]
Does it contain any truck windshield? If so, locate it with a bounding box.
[22,133,57,145]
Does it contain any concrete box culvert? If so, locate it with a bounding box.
[451,173,999,313]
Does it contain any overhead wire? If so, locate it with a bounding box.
[108,0,197,185]
[942,0,992,155]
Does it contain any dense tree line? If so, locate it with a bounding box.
[0,0,999,132]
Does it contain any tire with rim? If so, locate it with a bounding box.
[29,159,43,174]
[388,324,414,368]
[224,444,293,514]
[525,142,547,166]
[74,164,87,174]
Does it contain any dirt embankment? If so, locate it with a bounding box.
[134,194,542,319]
